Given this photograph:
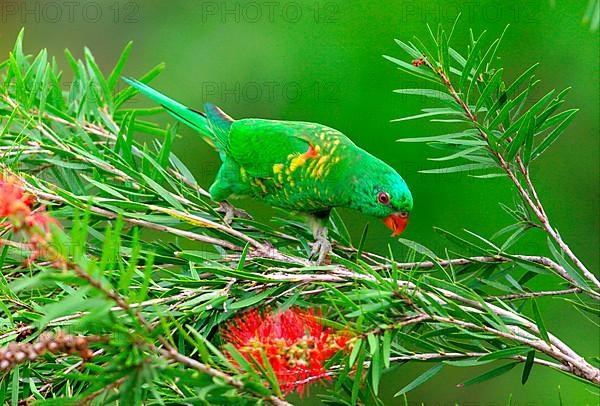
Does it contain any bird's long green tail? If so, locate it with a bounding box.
[123,78,227,151]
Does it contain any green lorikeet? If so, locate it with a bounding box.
[124,78,413,262]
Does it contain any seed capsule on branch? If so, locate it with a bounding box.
[0,331,102,371]
[221,307,351,395]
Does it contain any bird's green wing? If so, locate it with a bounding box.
[228,119,322,178]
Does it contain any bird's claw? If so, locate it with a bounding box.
[310,236,332,265]
[217,201,253,225]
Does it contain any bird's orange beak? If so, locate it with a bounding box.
[383,212,409,237]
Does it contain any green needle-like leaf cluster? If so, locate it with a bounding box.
[0,26,597,405]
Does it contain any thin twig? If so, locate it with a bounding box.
[293,351,570,386]
[491,288,583,300]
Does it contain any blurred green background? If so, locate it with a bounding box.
[1,0,598,404]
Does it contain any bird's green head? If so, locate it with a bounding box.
[350,159,413,236]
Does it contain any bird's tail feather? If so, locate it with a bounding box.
[123,78,228,151]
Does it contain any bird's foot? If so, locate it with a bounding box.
[216,201,253,225]
[310,236,332,265]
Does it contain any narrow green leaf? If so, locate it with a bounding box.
[351,349,367,405]
[475,68,504,112]
[397,238,438,261]
[531,298,551,344]
[394,364,444,397]
[356,223,369,261]
[504,63,540,98]
[368,334,381,394]
[329,208,351,246]
[394,331,438,352]
[521,350,535,385]
[458,362,518,387]
[383,331,392,369]
[428,146,484,162]
[383,54,439,84]
[546,239,591,291]
[224,344,261,380]
[420,163,494,174]
[229,288,275,310]
[141,174,184,211]
[478,346,530,361]
[434,227,492,255]
[535,87,571,127]
[521,110,536,164]
[237,243,250,271]
[82,175,127,199]
[349,338,363,367]
[393,39,422,59]
[440,30,450,76]
[459,30,487,91]
[449,47,467,67]
[392,108,463,123]
[532,109,578,159]
[505,112,532,161]
[485,63,539,122]
[108,41,133,91]
[84,47,112,109]
[467,25,508,103]
[136,252,154,303]
[398,129,478,143]
[393,88,455,102]
[11,367,19,406]
[487,25,509,67]
[466,38,500,102]
[259,350,282,396]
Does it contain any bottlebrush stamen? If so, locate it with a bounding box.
[221,307,350,395]
[0,175,59,262]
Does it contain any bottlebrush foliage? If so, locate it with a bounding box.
[0,25,598,405]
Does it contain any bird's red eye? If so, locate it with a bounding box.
[377,192,390,205]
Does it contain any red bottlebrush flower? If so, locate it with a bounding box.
[0,175,60,263]
[222,307,350,395]
[0,176,35,221]
[25,211,59,235]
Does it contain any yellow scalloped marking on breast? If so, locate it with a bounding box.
[311,155,330,178]
[272,163,284,174]
[289,155,307,172]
